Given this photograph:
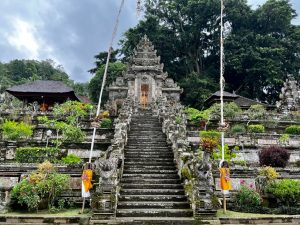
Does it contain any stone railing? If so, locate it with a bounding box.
[92,98,133,218]
[153,97,217,218]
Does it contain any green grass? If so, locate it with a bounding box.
[217,209,297,218]
[1,208,91,217]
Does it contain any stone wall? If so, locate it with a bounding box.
[188,132,300,165]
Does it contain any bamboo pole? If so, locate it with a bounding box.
[220,0,226,214]
[88,0,125,163]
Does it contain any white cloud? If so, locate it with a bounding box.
[5,17,40,59]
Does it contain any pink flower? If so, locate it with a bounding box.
[240,179,246,185]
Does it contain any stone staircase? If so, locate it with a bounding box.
[116,110,194,222]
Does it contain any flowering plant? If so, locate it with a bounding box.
[233,180,262,212]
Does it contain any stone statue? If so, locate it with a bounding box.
[277,75,300,113]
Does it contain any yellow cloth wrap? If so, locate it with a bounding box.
[219,168,232,191]
[82,169,93,192]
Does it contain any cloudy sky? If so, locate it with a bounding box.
[0,0,299,83]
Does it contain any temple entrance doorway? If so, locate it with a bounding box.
[140,84,149,108]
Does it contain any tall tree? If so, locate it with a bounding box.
[88,62,127,103]
[225,0,300,103]
[120,0,300,107]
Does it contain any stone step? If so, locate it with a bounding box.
[124,163,175,167]
[127,135,164,137]
[130,128,162,131]
[117,201,190,209]
[121,183,183,189]
[122,173,179,179]
[90,217,197,225]
[126,144,169,147]
[116,208,193,217]
[127,139,167,146]
[125,146,170,149]
[127,137,165,140]
[124,154,174,158]
[124,150,172,154]
[120,189,185,195]
[124,165,176,170]
[121,178,181,184]
[125,158,174,163]
[123,169,177,174]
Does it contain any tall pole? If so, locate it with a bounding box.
[220,0,225,162]
[220,0,227,214]
[88,0,125,163]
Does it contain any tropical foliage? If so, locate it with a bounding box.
[11,161,70,211]
[1,120,34,140]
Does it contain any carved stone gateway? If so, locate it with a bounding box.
[108,35,182,106]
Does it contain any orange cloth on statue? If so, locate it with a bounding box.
[81,169,93,192]
[219,168,232,191]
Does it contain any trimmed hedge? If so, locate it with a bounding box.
[285,125,300,135]
[248,124,265,133]
[15,147,61,163]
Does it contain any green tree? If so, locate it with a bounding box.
[225,0,300,104]
[88,62,127,103]
[89,49,120,74]
[120,0,300,107]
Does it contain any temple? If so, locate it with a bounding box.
[107,35,182,106]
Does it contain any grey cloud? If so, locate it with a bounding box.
[0,0,138,82]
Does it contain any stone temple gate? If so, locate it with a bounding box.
[107,35,182,105]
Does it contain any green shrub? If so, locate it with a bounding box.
[181,166,193,180]
[200,130,220,140]
[100,118,112,128]
[278,134,289,145]
[15,147,61,163]
[11,161,70,211]
[246,104,266,120]
[61,154,83,166]
[53,101,93,126]
[234,184,262,212]
[184,107,210,124]
[63,125,86,142]
[285,125,300,135]
[231,124,246,134]
[209,102,242,119]
[247,124,265,133]
[2,120,33,140]
[296,160,300,167]
[213,144,238,162]
[266,179,300,206]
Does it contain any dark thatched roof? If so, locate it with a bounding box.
[210,91,238,98]
[6,80,73,93]
[6,80,80,104]
[204,90,275,110]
